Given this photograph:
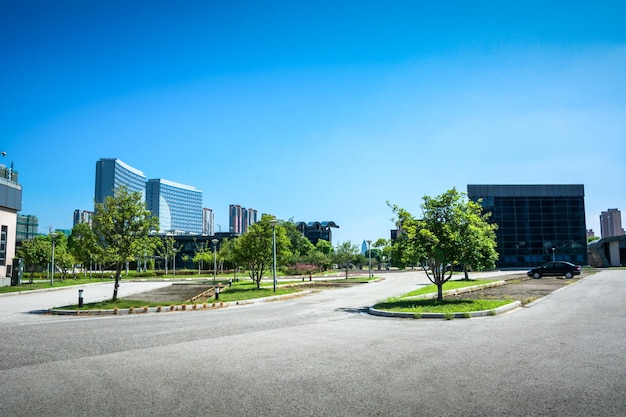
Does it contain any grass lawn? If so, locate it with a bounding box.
[373,297,513,314]
[402,278,496,298]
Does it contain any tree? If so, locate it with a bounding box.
[68,223,100,277]
[157,237,179,275]
[92,186,159,301]
[390,188,498,301]
[16,235,50,283]
[232,215,291,289]
[333,241,359,279]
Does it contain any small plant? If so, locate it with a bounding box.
[462,312,471,319]
[488,309,497,316]
[414,312,422,319]
[444,313,454,320]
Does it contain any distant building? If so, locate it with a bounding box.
[0,162,21,286]
[586,229,595,239]
[588,235,626,267]
[467,184,587,268]
[229,205,258,234]
[202,208,214,235]
[599,209,625,239]
[17,214,38,243]
[73,210,93,227]
[146,179,203,234]
[95,158,146,204]
[296,221,339,245]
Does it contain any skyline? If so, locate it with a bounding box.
[3,1,625,245]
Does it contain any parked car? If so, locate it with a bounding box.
[527,261,581,279]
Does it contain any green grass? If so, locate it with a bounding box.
[402,279,495,298]
[373,297,513,313]
[0,276,115,294]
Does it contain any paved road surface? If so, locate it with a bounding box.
[0,269,623,416]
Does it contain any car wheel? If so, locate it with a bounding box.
[565,272,573,279]
[533,272,541,279]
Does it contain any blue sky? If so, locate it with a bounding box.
[2,0,625,244]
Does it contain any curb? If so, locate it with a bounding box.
[44,290,315,316]
[368,300,522,319]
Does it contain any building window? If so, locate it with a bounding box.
[0,225,7,266]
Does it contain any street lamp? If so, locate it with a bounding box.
[50,232,58,285]
[552,247,556,262]
[366,240,372,279]
[269,219,279,292]
[212,238,219,283]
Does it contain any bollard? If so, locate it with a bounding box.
[215,286,220,300]
[309,274,312,282]
[228,279,232,287]
[78,289,84,308]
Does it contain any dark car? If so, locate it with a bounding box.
[527,261,581,279]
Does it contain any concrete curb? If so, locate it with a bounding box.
[368,300,522,320]
[44,290,315,316]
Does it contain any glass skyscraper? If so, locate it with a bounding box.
[95,158,146,204]
[467,184,587,268]
[146,179,203,234]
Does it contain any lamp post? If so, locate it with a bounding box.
[552,247,556,262]
[50,232,57,285]
[366,240,372,279]
[212,239,219,283]
[269,219,278,292]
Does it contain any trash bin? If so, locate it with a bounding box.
[11,258,23,286]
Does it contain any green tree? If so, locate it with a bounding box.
[92,186,159,301]
[16,235,50,283]
[157,237,179,275]
[390,188,498,301]
[333,241,359,279]
[232,215,291,289]
[68,223,100,277]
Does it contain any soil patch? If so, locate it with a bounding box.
[122,283,216,303]
[447,271,593,303]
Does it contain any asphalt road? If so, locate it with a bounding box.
[0,269,624,417]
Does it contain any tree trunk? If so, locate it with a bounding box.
[437,283,444,302]
[112,262,122,301]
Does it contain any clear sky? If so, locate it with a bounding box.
[2,0,625,244]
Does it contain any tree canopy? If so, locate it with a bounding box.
[92,186,159,300]
[390,188,498,301]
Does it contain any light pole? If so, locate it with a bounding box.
[50,232,57,285]
[269,219,278,292]
[552,247,556,262]
[366,240,372,279]
[212,238,219,283]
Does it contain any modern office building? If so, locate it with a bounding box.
[296,221,339,245]
[16,214,38,243]
[467,184,587,268]
[229,205,258,234]
[0,163,21,286]
[95,158,146,204]
[599,208,624,239]
[73,209,93,227]
[146,179,203,234]
[202,208,214,235]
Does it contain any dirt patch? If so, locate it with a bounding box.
[122,283,216,303]
[447,272,593,304]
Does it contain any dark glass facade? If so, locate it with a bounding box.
[468,185,587,268]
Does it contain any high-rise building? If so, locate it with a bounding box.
[599,209,624,239]
[202,208,214,235]
[296,221,339,245]
[468,184,587,268]
[0,162,21,286]
[95,158,146,204]
[229,205,258,234]
[146,179,203,234]
[73,210,93,227]
[16,214,38,243]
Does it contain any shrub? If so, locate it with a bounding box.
[444,313,454,320]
